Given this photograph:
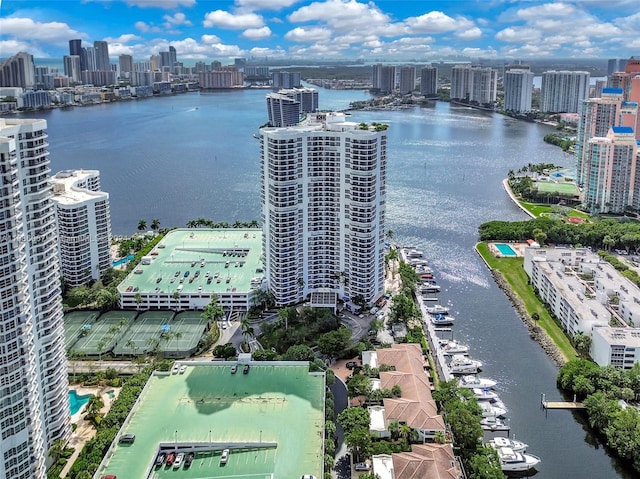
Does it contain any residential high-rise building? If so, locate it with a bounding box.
[372,64,395,93]
[398,65,416,94]
[51,170,112,287]
[503,69,534,113]
[63,55,82,83]
[119,54,133,80]
[420,66,438,98]
[0,118,69,479]
[199,70,244,89]
[540,70,590,113]
[609,57,640,139]
[69,38,87,72]
[94,40,110,72]
[279,87,318,113]
[260,112,387,307]
[271,71,301,89]
[266,93,300,127]
[582,126,638,214]
[450,65,497,104]
[0,52,36,88]
[575,88,638,187]
[608,58,629,76]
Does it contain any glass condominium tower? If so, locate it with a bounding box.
[260,112,387,307]
[0,118,69,479]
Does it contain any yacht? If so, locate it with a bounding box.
[458,375,497,389]
[407,249,424,258]
[430,313,455,326]
[473,387,499,401]
[420,283,441,293]
[427,304,449,315]
[494,447,541,472]
[480,416,510,432]
[478,400,507,418]
[439,340,469,355]
[488,436,528,453]
[448,354,482,374]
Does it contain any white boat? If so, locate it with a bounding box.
[458,375,497,389]
[480,416,510,432]
[473,387,499,401]
[494,447,541,472]
[478,400,507,418]
[440,340,469,355]
[427,304,449,314]
[431,314,455,326]
[448,354,482,374]
[420,283,441,293]
[488,436,528,453]
[407,249,424,258]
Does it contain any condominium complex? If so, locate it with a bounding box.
[266,87,319,127]
[199,70,244,89]
[260,112,387,307]
[608,56,640,139]
[372,64,395,94]
[0,52,36,88]
[450,65,497,105]
[271,71,301,89]
[540,70,590,113]
[503,68,534,113]
[420,66,438,98]
[0,118,69,479]
[51,169,112,287]
[398,65,416,94]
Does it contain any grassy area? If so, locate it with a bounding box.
[519,201,590,221]
[477,242,577,362]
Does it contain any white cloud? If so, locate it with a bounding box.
[134,21,162,33]
[495,27,541,43]
[249,46,288,58]
[236,0,301,10]
[241,27,272,40]
[163,13,192,26]
[105,43,135,56]
[284,26,331,42]
[515,2,576,21]
[104,34,142,44]
[456,27,483,40]
[125,0,196,9]
[201,34,222,44]
[203,10,264,29]
[0,17,85,44]
[405,11,459,33]
[0,39,41,56]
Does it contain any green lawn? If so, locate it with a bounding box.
[519,201,590,221]
[477,242,577,362]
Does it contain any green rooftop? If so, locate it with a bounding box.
[97,362,325,479]
[117,229,264,296]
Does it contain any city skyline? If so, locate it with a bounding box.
[1,0,639,63]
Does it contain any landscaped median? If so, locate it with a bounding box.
[476,242,577,365]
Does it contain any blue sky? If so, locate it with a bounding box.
[1,0,639,63]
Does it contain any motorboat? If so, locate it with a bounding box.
[406,249,424,258]
[439,340,469,355]
[420,283,441,293]
[478,400,507,418]
[480,415,510,432]
[494,447,541,472]
[427,304,449,315]
[488,436,528,453]
[473,387,499,401]
[431,313,455,326]
[458,375,497,389]
[448,354,482,374]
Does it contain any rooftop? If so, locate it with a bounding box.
[98,362,324,479]
[51,169,106,205]
[117,228,264,296]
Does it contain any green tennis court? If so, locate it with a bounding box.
[63,310,100,351]
[97,363,324,479]
[112,310,176,356]
[157,311,208,357]
[71,311,138,356]
[536,180,579,195]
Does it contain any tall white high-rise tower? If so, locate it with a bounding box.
[0,118,70,479]
[260,113,387,307]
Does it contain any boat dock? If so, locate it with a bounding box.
[540,393,585,410]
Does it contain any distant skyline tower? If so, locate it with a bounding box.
[420,66,438,98]
[451,65,497,104]
[372,64,395,93]
[119,54,133,79]
[69,38,87,71]
[260,112,387,307]
[271,71,301,89]
[94,40,110,71]
[266,92,300,127]
[540,70,590,113]
[503,69,534,113]
[398,65,416,94]
[63,54,82,83]
[0,52,36,88]
[0,118,70,479]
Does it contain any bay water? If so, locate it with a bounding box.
[17,87,634,478]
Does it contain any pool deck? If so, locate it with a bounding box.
[97,362,324,479]
[488,242,527,258]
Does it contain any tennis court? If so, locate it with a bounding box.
[112,310,176,356]
[72,311,138,356]
[157,311,208,357]
[64,310,100,351]
[536,180,579,196]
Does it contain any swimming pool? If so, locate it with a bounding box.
[69,390,92,415]
[112,254,134,267]
[495,243,517,256]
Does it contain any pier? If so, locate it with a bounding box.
[540,393,585,410]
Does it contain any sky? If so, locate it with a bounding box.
[1,0,639,63]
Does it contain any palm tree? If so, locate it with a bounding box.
[388,420,400,440]
[48,438,66,463]
[399,423,413,444]
[84,394,104,426]
[151,218,160,231]
[137,219,147,231]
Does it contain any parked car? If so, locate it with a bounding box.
[355,462,371,471]
[230,364,238,374]
[155,452,166,467]
[100,476,117,479]
[118,433,135,444]
[172,364,180,374]
[179,365,187,374]
[346,361,358,370]
[220,449,230,465]
[173,453,184,469]
[184,452,195,468]
[166,452,175,466]
[243,364,250,374]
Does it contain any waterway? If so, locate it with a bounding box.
[16,88,633,478]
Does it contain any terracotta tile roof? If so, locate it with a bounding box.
[392,444,461,479]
